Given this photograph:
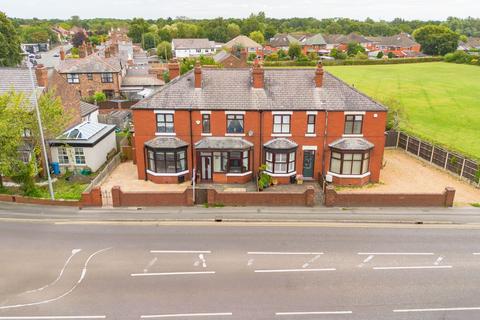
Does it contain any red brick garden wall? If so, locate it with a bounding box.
[324,185,455,207]
[111,186,194,207]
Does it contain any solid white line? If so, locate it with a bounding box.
[150,250,211,254]
[247,252,324,255]
[0,248,112,310]
[255,268,336,273]
[25,249,82,294]
[358,252,434,255]
[0,316,106,319]
[473,253,480,255]
[131,271,215,276]
[276,311,352,315]
[373,265,452,270]
[141,312,232,318]
[394,307,480,313]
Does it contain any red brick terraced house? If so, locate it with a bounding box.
[131,60,387,186]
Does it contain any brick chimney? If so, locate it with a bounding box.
[168,59,180,80]
[315,61,324,88]
[252,59,264,89]
[104,47,111,58]
[35,64,48,88]
[79,43,87,58]
[86,42,93,55]
[194,61,202,89]
[59,47,65,60]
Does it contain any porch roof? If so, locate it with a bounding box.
[195,137,253,150]
[264,138,298,150]
[145,137,189,149]
[329,137,374,151]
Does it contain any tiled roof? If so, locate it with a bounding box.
[172,38,214,50]
[133,68,386,112]
[145,137,189,149]
[268,34,300,47]
[224,35,262,49]
[303,33,327,46]
[264,138,298,150]
[195,137,253,150]
[57,54,123,73]
[329,138,374,151]
[213,51,233,63]
[79,101,99,117]
[122,75,164,86]
[0,67,41,105]
[323,33,371,44]
[369,33,419,48]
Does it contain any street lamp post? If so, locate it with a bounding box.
[27,60,55,200]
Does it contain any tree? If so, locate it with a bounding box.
[71,31,87,47]
[227,23,241,39]
[157,41,172,60]
[413,25,460,55]
[0,12,22,67]
[21,25,57,44]
[128,18,150,43]
[249,30,265,45]
[387,52,395,58]
[346,42,365,56]
[288,43,302,59]
[376,51,384,59]
[142,32,159,50]
[0,91,30,187]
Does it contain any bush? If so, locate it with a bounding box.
[444,50,473,64]
[86,91,107,104]
[11,162,40,197]
[261,56,444,67]
[377,51,384,59]
[248,53,257,61]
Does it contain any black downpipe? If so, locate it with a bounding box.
[189,109,194,182]
[321,110,329,186]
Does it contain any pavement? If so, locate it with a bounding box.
[1,218,480,319]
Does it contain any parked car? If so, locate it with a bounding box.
[53,53,60,57]
[35,54,42,59]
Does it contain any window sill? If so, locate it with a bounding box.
[342,134,363,138]
[201,133,212,136]
[305,133,317,137]
[225,133,245,137]
[327,171,371,179]
[147,169,189,177]
[271,133,292,137]
[155,132,176,136]
[264,171,296,177]
[226,171,252,177]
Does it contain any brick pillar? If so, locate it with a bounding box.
[305,186,315,207]
[207,188,216,205]
[185,187,194,206]
[111,186,122,207]
[444,187,456,207]
[324,185,336,207]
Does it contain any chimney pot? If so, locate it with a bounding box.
[59,47,65,60]
[315,61,324,88]
[252,59,264,89]
[194,60,202,89]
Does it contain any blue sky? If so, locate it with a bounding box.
[3,0,479,20]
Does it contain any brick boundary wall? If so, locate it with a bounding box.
[0,187,102,208]
[207,187,315,207]
[324,185,455,207]
[111,186,194,207]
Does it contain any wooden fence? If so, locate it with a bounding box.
[385,130,479,188]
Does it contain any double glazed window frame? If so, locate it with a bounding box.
[344,114,364,135]
[156,113,175,133]
[146,147,187,174]
[209,150,250,174]
[264,148,296,174]
[307,114,316,134]
[66,73,79,84]
[273,114,291,134]
[202,114,211,134]
[101,73,113,83]
[329,149,370,175]
[226,114,244,134]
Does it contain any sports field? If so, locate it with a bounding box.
[326,62,480,159]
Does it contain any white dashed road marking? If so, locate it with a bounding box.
[276,311,352,316]
[394,307,480,313]
[373,265,452,270]
[141,312,232,318]
[131,271,216,276]
[254,268,336,273]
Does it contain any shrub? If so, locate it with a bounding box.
[444,50,473,64]
[261,56,443,67]
[377,51,384,59]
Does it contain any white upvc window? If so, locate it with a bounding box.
[74,147,86,165]
[58,147,69,164]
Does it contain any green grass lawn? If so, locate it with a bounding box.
[326,62,480,160]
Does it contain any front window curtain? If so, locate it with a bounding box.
[330,151,370,175]
[226,114,244,133]
[147,148,187,173]
[202,114,211,133]
[344,115,363,134]
[74,147,85,165]
[156,113,174,133]
[307,115,316,134]
[213,151,249,173]
[265,150,296,174]
[273,115,290,134]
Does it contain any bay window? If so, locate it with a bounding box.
[146,147,187,173]
[265,150,296,174]
[212,150,249,173]
[330,151,370,175]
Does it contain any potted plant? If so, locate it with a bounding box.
[296,174,304,185]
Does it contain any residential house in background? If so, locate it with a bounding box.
[367,33,421,57]
[266,33,301,52]
[457,37,480,51]
[323,33,375,52]
[131,61,387,186]
[301,33,328,55]
[266,33,327,55]
[213,50,248,68]
[224,35,263,57]
[171,38,216,58]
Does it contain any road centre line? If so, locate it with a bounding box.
[358,252,434,255]
[373,265,452,270]
[248,252,324,255]
[141,312,232,318]
[150,250,211,254]
[473,253,480,255]
[255,268,336,273]
[394,307,480,313]
[0,316,106,319]
[131,271,215,276]
[276,311,352,315]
